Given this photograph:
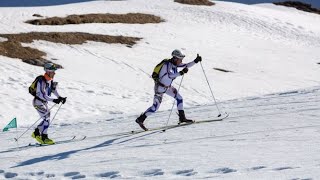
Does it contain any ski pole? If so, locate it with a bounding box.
[200,61,222,117]
[163,75,184,131]
[14,104,57,141]
[50,103,63,124]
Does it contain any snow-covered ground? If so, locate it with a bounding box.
[0,0,319,179]
[1,86,319,179]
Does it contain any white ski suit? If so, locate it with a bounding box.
[33,76,60,135]
[144,59,196,116]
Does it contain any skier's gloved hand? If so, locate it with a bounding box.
[59,97,67,104]
[53,98,61,104]
[194,54,202,63]
[179,67,189,75]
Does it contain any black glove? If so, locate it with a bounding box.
[59,97,67,104]
[194,54,202,63]
[53,98,61,104]
[179,67,189,75]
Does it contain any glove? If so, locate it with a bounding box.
[53,98,61,104]
[194,54,202,63]
[59,97,67,104]
[179,67,189,75]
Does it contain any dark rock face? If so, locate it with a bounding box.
[274,1,320,14]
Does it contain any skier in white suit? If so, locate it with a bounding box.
[136,49,202,130]
[31,63,67,144]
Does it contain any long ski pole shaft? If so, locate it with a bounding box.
[164,75,184,129]
[200,61,221,116]
[50,103,63,124]
[14,104,57,142]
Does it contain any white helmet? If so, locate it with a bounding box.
[44,62,57,72]
[171,49,185,59]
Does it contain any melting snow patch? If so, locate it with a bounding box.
[0,37,7,42]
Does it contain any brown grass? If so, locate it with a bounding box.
[0,40,57,67]
[32,14,43,17]
[174,0,215,6]
[0,32,141,67]
[1,32,141,46]
[26,13,165,25]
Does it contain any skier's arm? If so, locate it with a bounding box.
[52,82,61,98]
[177,54,202,69]
[52,82,67,104]
[177,61,196,69]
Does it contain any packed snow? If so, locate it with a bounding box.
[0,0,319,179]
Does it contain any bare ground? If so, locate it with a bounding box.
[174,0,215,6]
[0,32,141,67]
[26,13,164,25]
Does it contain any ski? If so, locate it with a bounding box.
[28,135,86,147]
[133,112,229,133]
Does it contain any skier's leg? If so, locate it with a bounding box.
[142,85,166,117]
[136,85,165,130]
[33,100,51,133]
[165,86,183,110]
[34,104,50,133]
[166,86,192,123]
[144,93,163,116]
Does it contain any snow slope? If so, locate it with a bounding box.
[0,0,319,128]
[0,0,320,179]
[1,86,319,179]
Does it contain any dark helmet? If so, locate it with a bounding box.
[44,63,57,72]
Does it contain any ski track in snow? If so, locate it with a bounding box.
[0,86,319,179]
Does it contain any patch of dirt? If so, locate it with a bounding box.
[32,14,43,17]
[0,32,141,67]
[174,0,215,6]
[0,40,56,67]
[26,13,164,25]
[274,1,320,15]
[1,32,141,46]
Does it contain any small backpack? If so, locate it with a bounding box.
[151,59,169,82]
[28,75,45,96]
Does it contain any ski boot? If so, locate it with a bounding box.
[178,110,194,124]
[32,128,44,144]
[136,113,148,131]
[42,134,55,145]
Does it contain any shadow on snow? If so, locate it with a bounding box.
[11,131,159,168]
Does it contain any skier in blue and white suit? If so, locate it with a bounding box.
[31,63,67,144]
[136,49,202,130]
